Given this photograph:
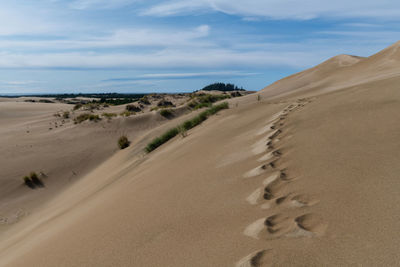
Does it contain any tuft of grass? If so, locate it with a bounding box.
[118,135,130,149]
[159,109,173,118]
[126,104,141,112]
[30,172,44,187]
[145,127,180,153]
[120,111,134,117]
[73,103,82,110]
[146,102,229,153]
[74,113,101,124]
[63,111,70,119]
[23,172,44,189]
[139,96,150,105]
[187,94,230,110]
[23,176,35,189]
[102,112,117,119]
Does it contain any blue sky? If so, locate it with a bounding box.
[0,0,400,94]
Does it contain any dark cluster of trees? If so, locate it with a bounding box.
[201,83,245,92]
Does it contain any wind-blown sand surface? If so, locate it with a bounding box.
[1,42,400,266]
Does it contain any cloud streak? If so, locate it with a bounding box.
[142,0,400,20]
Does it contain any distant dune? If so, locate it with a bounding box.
[1,42,400,266]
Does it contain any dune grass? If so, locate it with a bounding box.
[74,113,101,124]
[118,135,130,149]
[23,172,44,189]
[159,108,173,118]
[145,102,229,153]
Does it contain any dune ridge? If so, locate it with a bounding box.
[1,41,400,266]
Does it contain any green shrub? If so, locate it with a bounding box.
[118,135,130,149]
[23,172,44,188]
[126,104,141,112]
[145,127,180,152]
[102,112,117,119]
[73,103,82,110]
[139,96,150,105]
[30,172,43,187]
[159,109,173,118]
[120,111,134,117]
[23,176,35,189]
[146,102,229,153]
[63,111,70,119]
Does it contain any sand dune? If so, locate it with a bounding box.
[1,42,400,266]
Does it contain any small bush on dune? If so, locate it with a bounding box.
[63,111,70,119]
[23,176,35,189]
[139,96,150,105]
[118,135,130,149]
[73,103,82,110]
[74,113,101,124]
[30,172,44,187]
[159,109,173,118]
[23,172,44,189]
[102,112,117,119]
[120,111,134,117]
[126,104,141,112]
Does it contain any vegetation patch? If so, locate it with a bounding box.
[159,109,173,118]
[145,102,229,153]
[139,96,151,105]
[118,135,130,149]
[188,94,230,110]
[120,111,134,117]
[157,100,175,108]
[23,172,44,189]
[63,111,70,119]
[74,113,101,124]
[200,82,245,92]
[126,104,141,112]
[102,112,117,119]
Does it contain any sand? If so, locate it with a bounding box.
[1,42,400,266]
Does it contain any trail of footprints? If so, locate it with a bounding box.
[237,98,326,267]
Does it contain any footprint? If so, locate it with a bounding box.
[244,218,267,239]
[262,172,280,186]
[286,213,327,237]
[256,121,277,136]
[236,249,272,267]
[263,179,285,200]
[264,214,293,236]
[243,164,268,178]
[257,151,273,162]
[290,194,319,208]
[268,129,282,140]
[246,188,263,205]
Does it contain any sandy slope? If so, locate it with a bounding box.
[1,42,400,266]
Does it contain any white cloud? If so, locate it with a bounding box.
[69,0,139,9]
[0,25,211,49]
[0,49,322,69]
[103,71,259,81]
[142,0,400,20]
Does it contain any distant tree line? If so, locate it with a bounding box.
[201,83,245,92]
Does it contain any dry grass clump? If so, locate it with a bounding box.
[23,172,44,189]
[102,112,117,120]
[159,109,173,118]
[118,135,130,149]
[126,104,141,112]
[120,111,134,117]
[74,113,101,124]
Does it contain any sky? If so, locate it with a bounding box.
[0,0,400,94]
